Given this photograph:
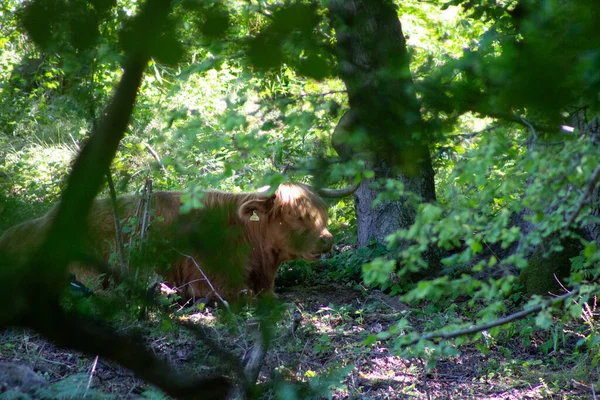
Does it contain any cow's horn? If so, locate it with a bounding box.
[316,181,361,198]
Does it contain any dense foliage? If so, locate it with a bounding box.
[1,0,600,398]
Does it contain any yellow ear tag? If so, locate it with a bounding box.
[249,210,260,222]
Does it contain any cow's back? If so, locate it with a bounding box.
[74,191,184,283]
[0,214,52,264]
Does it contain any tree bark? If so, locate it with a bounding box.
[329,0,437,266]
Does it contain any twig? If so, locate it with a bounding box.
[31,342,46,371]
[565,165,600,228]
[130,179,152,280]
[290,309,302,339]
[243,326,268,383]
[86,355,99,393]
[68,133,80,151]
[107,169,127,273]
[128,193,144,254]
[299,89,347,98]
[520,116,537,150]
[37,357,74,369]
[141,178,153,241]
[144,283,245,379]
[478,109,564,134]
[520,116,537,140]
[420,163,600,348]
[176,297,194,312]
[145,144,167,175]
[417,357,431,400]
[175,251,231,313]
[432,126,498,159]
[175,278,208,290]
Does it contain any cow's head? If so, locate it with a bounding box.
[239,183,336,262]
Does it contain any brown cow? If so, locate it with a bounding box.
[0,183,354,301]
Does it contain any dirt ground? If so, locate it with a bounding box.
[0,283,596,399]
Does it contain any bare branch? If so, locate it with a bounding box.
[402,288,580,347]
[520,116,537,139]
[141,178,153,241]
[145,143,167,175]
[85,355,99,394]
[299,89,347,98]
[175,251,232,313]
[242,326,269,384]
[107,169,128,273]
[479,109,574,134]
[432,126,496,159]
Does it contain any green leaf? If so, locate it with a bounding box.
[470,240,483,254]
[271,3,319,35]
[20,0,57,49]
[153,31,185,66]
[535,309,553,329]
[362,334,377,345]
[362,257,396,286]
[200,5,230,39]
[90,0,116,14]
[568,303,583,318]
[584,242,597,258]
[69,10,100,51]
[248,36,283,71]
[376,331,391,340]
[297,55,330,81]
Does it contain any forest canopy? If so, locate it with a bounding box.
[0,0,600,398]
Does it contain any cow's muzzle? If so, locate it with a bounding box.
[318,231,334,252]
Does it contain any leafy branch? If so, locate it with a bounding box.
[402,288,582,347]
[566,164,600,228]
[401,159,600,348]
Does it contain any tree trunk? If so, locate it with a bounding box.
[329,0,437,268]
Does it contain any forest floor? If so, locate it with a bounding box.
[0,276,597,399]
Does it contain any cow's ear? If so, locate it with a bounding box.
[239,195,275,221]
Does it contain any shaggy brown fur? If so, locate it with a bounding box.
[0,183,334,301]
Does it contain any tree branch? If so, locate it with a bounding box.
[145,143,167,175]
[479,109,574,135]
[24,304,229,400]
[226,324,269,400]
[107,169,128,273]
[401,288,580,347]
